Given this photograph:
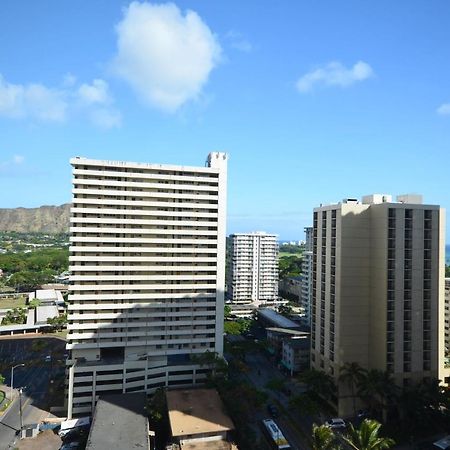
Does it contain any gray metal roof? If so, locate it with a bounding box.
[86,394,150,450]
[258,308,300,329]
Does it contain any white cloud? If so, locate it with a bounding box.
[0,75,67,121]
[296,61,374,93]
[78,79,111,105]
[226,30,252,53]
[13,155,24,164]
[437,103,450,115]
[89,108,122,129]
[0,74,120,129]
[113,1,222,112]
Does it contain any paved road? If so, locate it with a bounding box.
[244,352,310,450]
[0,365,56,449]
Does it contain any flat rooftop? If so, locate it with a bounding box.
[85,393,149,450]
[166,388,234,438]
[266,327,309,336]
[258,308,300,329]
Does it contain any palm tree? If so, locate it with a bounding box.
[311,424,339,450]
[339,362,366,416]
[342,419,395,450]
[299,368,336,401]
[357,369,397,421]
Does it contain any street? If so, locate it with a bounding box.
[0,337,66,449]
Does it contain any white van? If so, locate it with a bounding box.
[433,436,450,450]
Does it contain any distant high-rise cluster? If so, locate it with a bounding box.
[66,153,227,417]
[310,194,446,416]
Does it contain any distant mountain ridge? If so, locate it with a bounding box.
[0,204,70,234]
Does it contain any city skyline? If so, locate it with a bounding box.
[0,1,449,241]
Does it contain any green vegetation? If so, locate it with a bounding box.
[47,313,68,331]
[342,419,395,450]
[0,231,69,253]
[1,307,28,325]
[224,319,252,335]
[0,246,69,291]
[0,295,27,309]
[446,264,450,277]
[279,254,303,279]
[279,244,304,254]
[311,424,337,450]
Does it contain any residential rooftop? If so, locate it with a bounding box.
[85,393,149,450]
[166,388,234,438]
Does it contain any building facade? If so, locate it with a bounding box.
[310,194,446,416]
[66,153,227,417]
[445,278,450,360]
[300,226,313,327]
[227,232,278,310]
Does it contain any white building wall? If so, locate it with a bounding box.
[227,232,278,307]
[66,153,227,417]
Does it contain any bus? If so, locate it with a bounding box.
[261,418,291,450]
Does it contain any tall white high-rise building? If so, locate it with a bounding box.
[300,227,313,326]
[66,153,227,417]
[227,232,279,311]
[311,194,446,416]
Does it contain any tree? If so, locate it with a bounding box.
[32,340,48,352]
[46,313,68,331]
[342,419,394,450]
[311,424,339,450]
[356,369,397,420]
[290,392,321,417]
[299,368,336,401]
[0,373,5,385]
[1,307,27,325]
[340,362,366,416]
[224,304,232,319]
[446,265,450,277]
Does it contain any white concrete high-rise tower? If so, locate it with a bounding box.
[66,153,227,417]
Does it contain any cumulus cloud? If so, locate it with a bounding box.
[226,30,252,53]
[296,61,374,93]
[0,75,67,121]
[113,1,222,112]
[78,79,111,105]
[0,74,120,129]
[437,103,450,115]
[89,108,122,129]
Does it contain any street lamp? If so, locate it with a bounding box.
[18,387,24,432]
[10,364,25,402]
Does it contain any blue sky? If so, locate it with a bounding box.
[0,0,449,241]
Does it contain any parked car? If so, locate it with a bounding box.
[267,404,279,418]
[325,418,347,429]
[44,355,52,362]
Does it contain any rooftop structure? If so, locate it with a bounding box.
[29,289,64,305]
[257,308,300,330]
[166,388,235,449]
[85,394,150,450]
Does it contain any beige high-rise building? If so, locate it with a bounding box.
[310,194,446,416]
[66,153,227,417]
[227,232,279,311]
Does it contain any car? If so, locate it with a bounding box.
[267,404,279,418]
[44,355,52,362]
[433,436,450,450]
[325,418,347,429]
